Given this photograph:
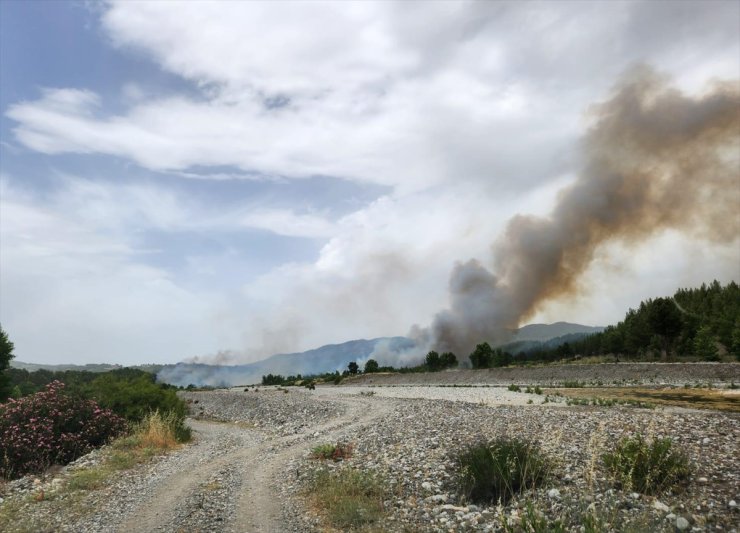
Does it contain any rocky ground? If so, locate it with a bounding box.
[1,379,738,532]
[347,362,740,387]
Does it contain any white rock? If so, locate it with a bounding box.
[729,500,737,508]
[653,500,670,513]
[675,516,689,530]
[547,488,560,499]
[421,481,432,491]
[697,477,708,483]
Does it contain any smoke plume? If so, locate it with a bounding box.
[423,66,740,356]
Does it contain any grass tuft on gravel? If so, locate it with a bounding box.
[602,435,691,495]
[309,467,387,530]
[457,437,551,505]
[311,442,354,461]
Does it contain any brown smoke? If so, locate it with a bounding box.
[425,66,740,356]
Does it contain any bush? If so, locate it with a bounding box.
[83,371,186,423]
[602,435,691,494]
[508,384,521,392]
[311,442,354,461]
[0,381,126,479]
[457,437,551,504]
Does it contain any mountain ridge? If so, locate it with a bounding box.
[13,322,602,386]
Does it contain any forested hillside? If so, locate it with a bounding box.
[522,281,739,362]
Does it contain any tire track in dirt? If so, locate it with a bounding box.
[114,395,393,533]
[233,395,396,532]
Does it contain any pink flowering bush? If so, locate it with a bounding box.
[0,381,126,479]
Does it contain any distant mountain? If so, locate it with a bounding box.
[156,336,415,387]
[510,322,603,343]
[498,332,601,355]
[10,361,164,374]
[10,361,124,373]
[11,322,601,387]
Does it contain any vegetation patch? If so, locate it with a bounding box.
[549,387,740,412]
[308,467,388,530]
[311,442,354,461]
[0,381,126,480]
[602,435,691,495]
[456,437,551,505]
[0,410,189,532]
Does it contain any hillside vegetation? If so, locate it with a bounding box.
[521,280,739,363]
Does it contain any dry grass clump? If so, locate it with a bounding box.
[309,467,387,530]
[135,410,185,450]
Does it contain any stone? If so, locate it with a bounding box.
[653,500,670,513]
[675,516,689,530]
[421,482,432,491]
[729,500,737,508]
[697,477,708,483]
[547,488,560,499]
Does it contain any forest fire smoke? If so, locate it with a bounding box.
[422,66,740,356]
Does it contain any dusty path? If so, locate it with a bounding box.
[109,394,393,533]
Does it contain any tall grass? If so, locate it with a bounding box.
[457,437,551,505]
[135,410,191,449]
[602,435,690,495]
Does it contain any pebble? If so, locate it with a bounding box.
[653,500,670,512]
[676,516,690,530]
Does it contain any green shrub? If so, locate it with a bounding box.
[456,438,551,504]
[602,435,691,494]
[311,442,353,461]
[83,372,186,423]
[508,384,521,392]
[0,381,126,479]
[310,468,386,528]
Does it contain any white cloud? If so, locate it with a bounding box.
[2,1,738,364]
[0,178,234,364]
[237,209,336,239]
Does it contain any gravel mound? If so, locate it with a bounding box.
[180,388,344,435]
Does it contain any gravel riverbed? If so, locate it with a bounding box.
[2,385,738,532]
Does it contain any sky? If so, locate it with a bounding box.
[1,0,738,366]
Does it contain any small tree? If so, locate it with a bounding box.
[425,350,441,371]
[347,361,359,375]
[647,298,683,358]
[0,325,14,402]
[693,326,719,361]
[364,359,379,373]
[440,352,458,369]
[470,342,494,369]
